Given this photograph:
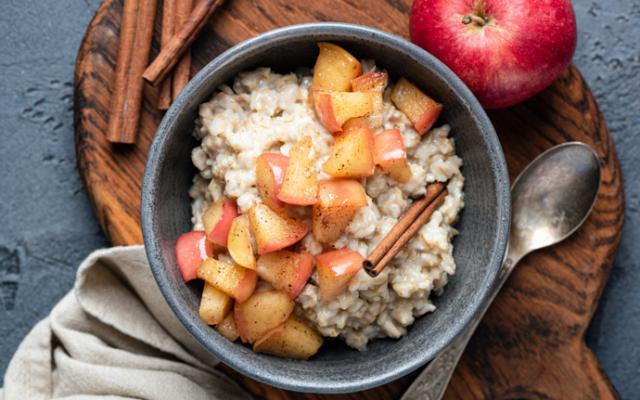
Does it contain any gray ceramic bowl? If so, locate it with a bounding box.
[142,23,510,393]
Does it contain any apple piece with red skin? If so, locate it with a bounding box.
[202,198,238,247]
[227,215,256,269]
[199,283,232,325]
[342,92,384,130]
[390,78,442,135]
[312,91,341,133]
[255,152,288,212]
[317,180,368,210]
[410,0,576,109]
[316,248,364,301]
[216,312,240,341]
[323,125,376,178]
[175,231,214,282]
[312,42,362,92]
[312,91,375,133]
[253,315,323,359]
[247,204,309,255]
[373,129,413,183]
[345,71,388,129]
[351,71,388,93]
[196,258,257,302]
[277,136,318,205]
[256,251,314,299]
[312,179,368,243]
[234,290,295,343]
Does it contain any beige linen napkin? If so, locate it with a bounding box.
[0,246,251,400]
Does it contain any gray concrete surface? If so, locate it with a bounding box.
[0,0,638,396]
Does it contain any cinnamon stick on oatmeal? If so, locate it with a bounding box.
[364,182,447,277]
[143,0,224,86]
[106,0,159,143]
[172,0,193,101]
[158,0,177,110]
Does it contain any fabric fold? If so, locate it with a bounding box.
[1,246,250,400]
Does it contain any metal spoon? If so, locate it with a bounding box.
[402,142,601,400]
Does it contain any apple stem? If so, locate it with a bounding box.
[462,14,488,27]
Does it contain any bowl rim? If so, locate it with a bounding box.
[141,22,511,393]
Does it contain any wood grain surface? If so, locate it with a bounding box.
[73,0,625,398]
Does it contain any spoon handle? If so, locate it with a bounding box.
[401,254,521,400]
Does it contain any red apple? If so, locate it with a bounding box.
[410,0,576,109]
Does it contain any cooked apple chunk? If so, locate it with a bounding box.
[316,248,364,301]
[345,71,388,130]
[175,231,214,282]
[216,312,240,341]
[312,179,367,243]
[313,206,356,244]
[313,91,375,133]
[311,42,362,92]
[199,283,232,325]
[234,290,295,343]
[256,251,314,299]
[248,204,309,255]
[202,198,238,247]
[373,129,412,183]
[350,71,388,92]
[253,315,323,359]
[197,258,257,302]
[317,180,368,209]
[255,152,288,213]
[227,215,256,269]
[277,136,318,205]
[323,125,375,178]
[390,78,442,135]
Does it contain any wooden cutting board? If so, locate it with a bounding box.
[73,0,625,398]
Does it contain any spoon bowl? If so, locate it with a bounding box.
[509,142,601,262]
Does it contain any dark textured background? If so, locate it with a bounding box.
[0,0,638,396]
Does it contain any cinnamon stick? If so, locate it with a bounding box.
[143,0,223,86]
[106,0,159,144]
[158,0,177,110]
[172,0,193,101]
[364,183,447,277]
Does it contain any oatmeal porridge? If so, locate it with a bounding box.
[185,54,464,351]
